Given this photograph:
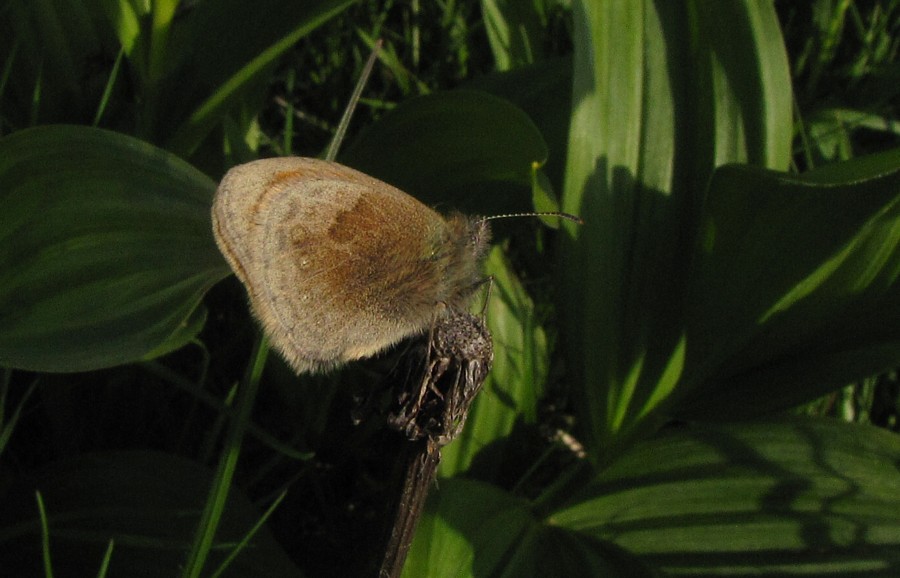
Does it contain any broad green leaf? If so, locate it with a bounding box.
[340,90,549,216]
[800,145,900,184]
[410,419,900,577]
[683,342,900,422]
[559,0,793,461]
[402,478,534,578]
[404,478,659,578]
[680,153,900,420]
[440,246,550,478]
[0,125,229,372]
[551,418,900,576]
[0,450,303,577]
[464,57,573,189]
[491,526,658,578]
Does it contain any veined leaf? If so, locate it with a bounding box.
[681,152,900,419]
[0,125,229,371]
[411,418,900,577]
[551,418,900,576]
[559,0,793,460]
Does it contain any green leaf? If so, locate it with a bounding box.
[404,478,659,577]
[559,0,793,460]
[408,419,900,576]
[439,246,550,478]
[340,89,549,216]
[165,0,355,156]
[95,0,144,75]
[688,0,794,172]
[140,305,208,362]
[481,0,547,71]
[0,450,304,577]
[551,418,900,576]
[0,125,229,372]
[531,163,563,226]
[464,57,573,189]
[680,153,900,419]
[0,0,108,127]
[422,419,900,578]
[147,0,179,84]
[402,478,534,578]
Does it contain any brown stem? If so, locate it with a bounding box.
[374,307,493,577]
[376,439,441,578]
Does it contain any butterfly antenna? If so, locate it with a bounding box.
[481,211,584,225]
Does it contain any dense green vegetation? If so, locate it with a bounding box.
[1,1,898,576]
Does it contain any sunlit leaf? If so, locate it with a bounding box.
[559,0,793,459]
[552,418,900,576]
[481,0,546,71]
[440,246,550,478]
[410,418,900,577]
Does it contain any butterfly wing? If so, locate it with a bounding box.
[213,157,450,373]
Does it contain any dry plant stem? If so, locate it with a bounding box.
[376,307,493,578]
[377,439,441,578]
